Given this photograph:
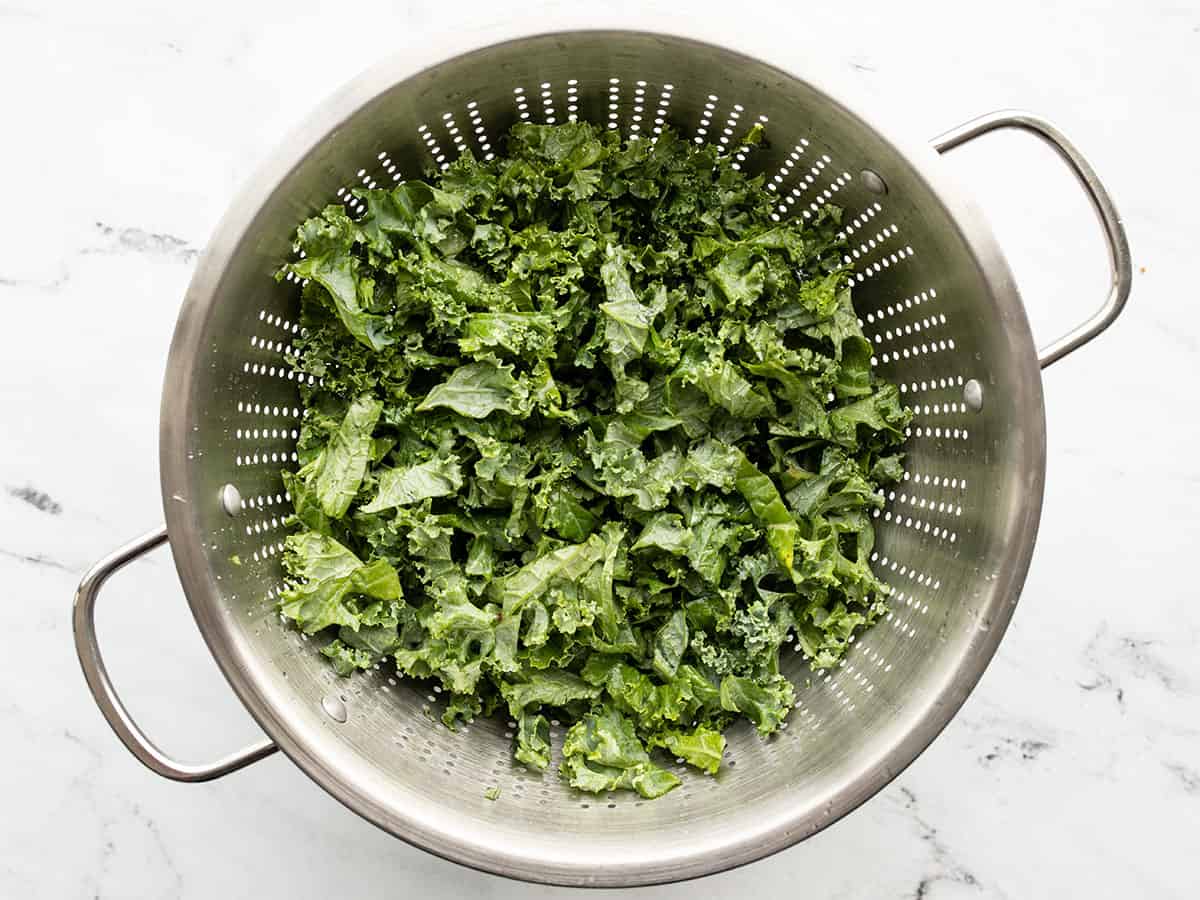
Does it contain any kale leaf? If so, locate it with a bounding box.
[277,122,910,799]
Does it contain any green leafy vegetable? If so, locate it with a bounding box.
[417,362,526,418]
[362,457,464,512]
[560,707,681,799]
[300,395,382,518]
[648,724,726,775]
[279,532,400,634]
[277,121,910,800]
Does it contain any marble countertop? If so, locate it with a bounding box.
[3,1,1197,897]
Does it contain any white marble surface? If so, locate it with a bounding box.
[3,1,1198,897]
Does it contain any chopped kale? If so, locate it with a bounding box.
[277,122,909,798]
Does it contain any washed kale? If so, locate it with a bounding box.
[277,122,909,799]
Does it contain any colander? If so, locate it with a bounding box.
[72,23,1131,887]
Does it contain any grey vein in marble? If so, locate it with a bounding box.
[58,726,111,900]
[60,721,184,898]
[979,737,1052,768]
[88,222,199,263]
[1080,622,1191,709]
[1164,763,1200,795]
[0,268,70,291]
[896,787,984,900]
[128,802,185,899]
[0,548,73,572]
[7,484,62,515]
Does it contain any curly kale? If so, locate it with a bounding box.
[276,122,909,798]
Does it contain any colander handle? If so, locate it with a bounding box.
[73,526,279,781]
[932,110,1132,368]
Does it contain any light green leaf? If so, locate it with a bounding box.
[362,456,463,512]
[417,362,526,418]
[305,394,382,519]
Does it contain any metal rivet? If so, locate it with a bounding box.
[860,169,888,194]
[963,379,984,412]
[220,483,243,517]
[321,695,348,723]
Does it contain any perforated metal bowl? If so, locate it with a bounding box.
[73,23,1130,887]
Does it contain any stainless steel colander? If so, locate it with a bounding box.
[72,23,1131,887]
